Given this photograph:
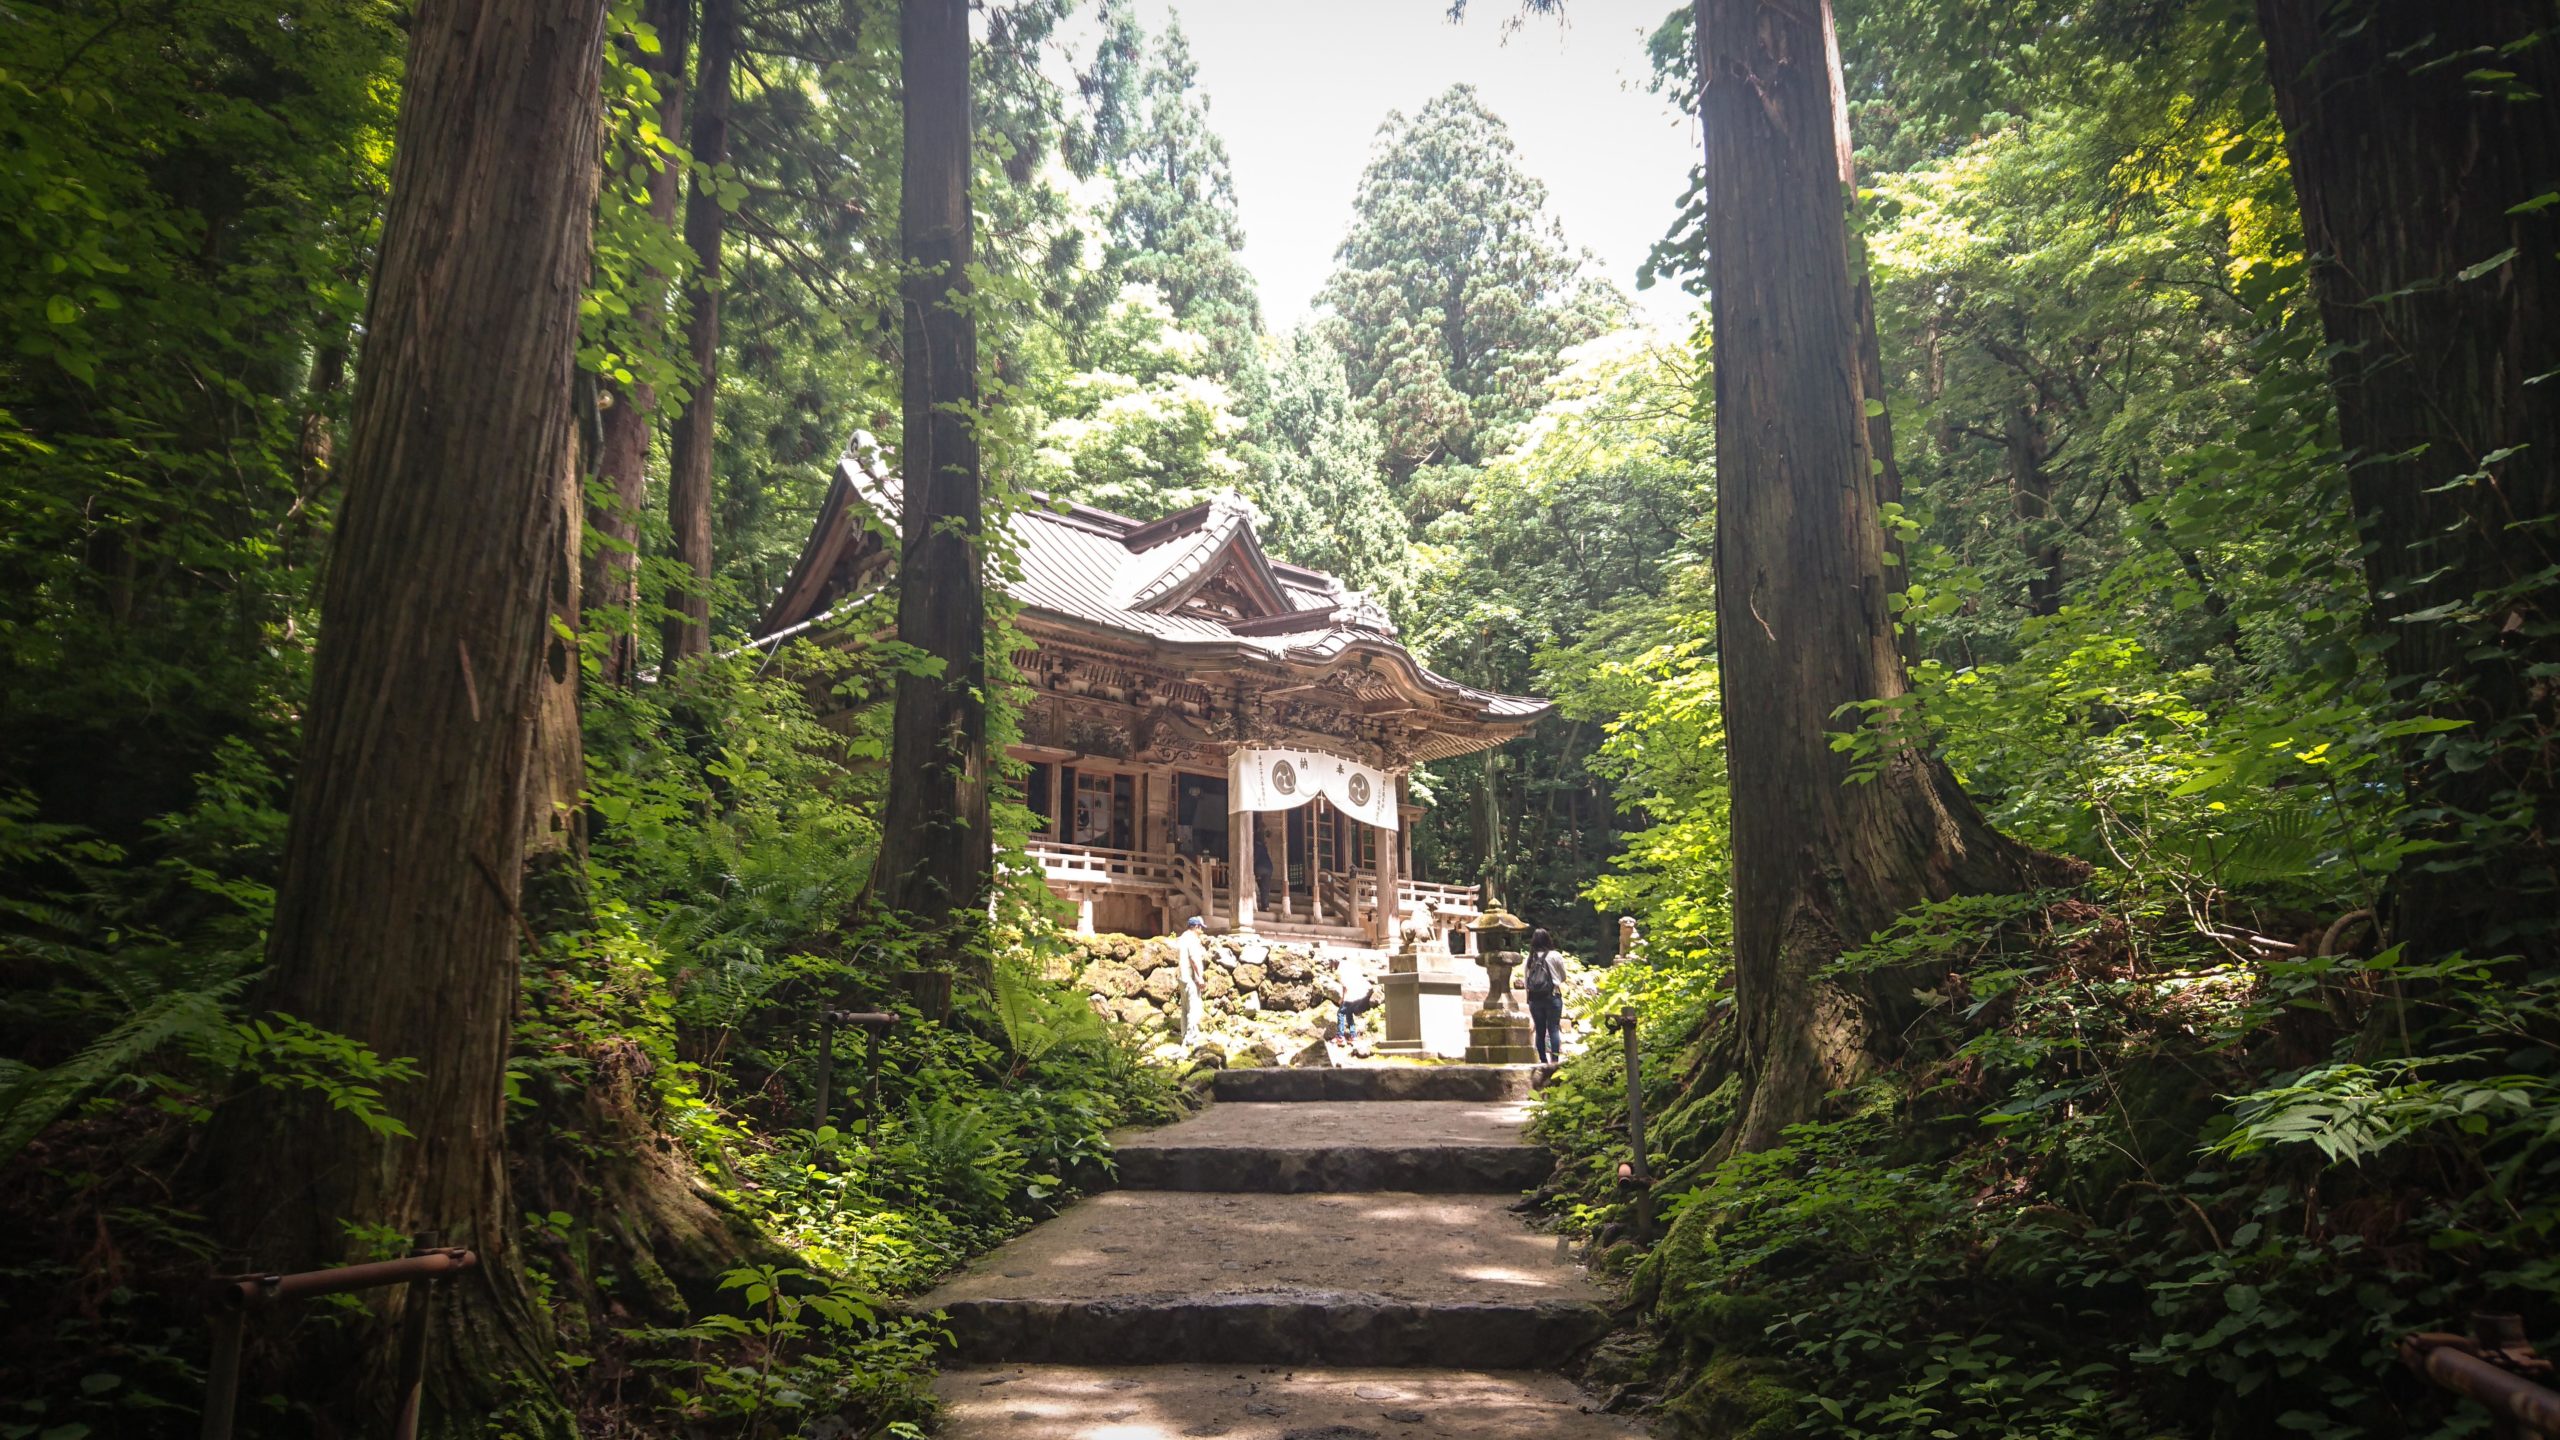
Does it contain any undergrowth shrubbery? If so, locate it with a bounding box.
[1535,878,2560,1439]
[0,651,1177,1438]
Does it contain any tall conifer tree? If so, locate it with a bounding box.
[1320,85,1619,513]
[877,0,992,942]
[1243,326,1410,612]
[1074,4,1261,375]
[1698,0,2045,1151]
[201,0,610,1418]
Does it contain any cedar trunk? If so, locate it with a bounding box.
[660,0,735,669]
[523,442,588,927]
[587,0,690,687]
[2257,0,2560,959]
[2006,399,2063,617]
[200,0,608,1425]
[1700,0,2042,1152]
[875,0,993,937]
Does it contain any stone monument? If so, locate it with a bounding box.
[1463,907,1536,1064]
[1377,936,1469,1058]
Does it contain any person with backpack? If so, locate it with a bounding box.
[1522,927,1568,1065]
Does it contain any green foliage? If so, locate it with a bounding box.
[1320,84,1624,507]
[0,0,395,845]
[1069,3,1261,375]
[504,655,1177,1427]
[1027,284,1248,518]
[1239,325,1413,612]
[623,1263,939,1436]
[1413,333,1714,951]
[1543,889,2560,1440]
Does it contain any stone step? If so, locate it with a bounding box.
[1109,1100,1550,1193]
[938,1364,1647,1440]
[1211,1064,1538,1103]
[918,1191,1609,1369]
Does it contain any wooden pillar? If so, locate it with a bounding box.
[1228,786,1257,934]
[1076,893,1095,936]
[1310,803,1325,923]
[1372,807,1401,948]
[1272,811,1292,919]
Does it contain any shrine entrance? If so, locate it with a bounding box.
[1227,746,1407,943]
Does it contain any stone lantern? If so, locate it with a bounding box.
[1463,907,1536,1063]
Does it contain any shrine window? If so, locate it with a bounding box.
[1070,768,1135,850]
[1023,762,1054,838]
[1174,773,1229,858]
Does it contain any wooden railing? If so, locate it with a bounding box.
[1170,853,1227,923]
[1399,879,1482,920]
[1026,841,1479,937]
[1025,839,1177,890]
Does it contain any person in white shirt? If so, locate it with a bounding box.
[1331,953,1379,1044]
[1174,916,1209,1046]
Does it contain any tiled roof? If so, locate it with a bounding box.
[757,450,1551,740]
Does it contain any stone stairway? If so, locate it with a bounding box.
[926,1064,1643,1440]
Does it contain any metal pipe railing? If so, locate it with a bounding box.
[2402,1315,2560,1439]
[200,1243,479,1440]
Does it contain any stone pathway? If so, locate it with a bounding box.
[927,1064,1644,1439]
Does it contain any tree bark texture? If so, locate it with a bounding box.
[1822,1,1913,657]
[1699,0,2043,1153]
[2006,399,2063,617]
[587,0,690,688]
[659,0,733,670]
[201,0,608,1424]
[2258,0,2560,960]
[524,441,588,928]
[875,0,993,938]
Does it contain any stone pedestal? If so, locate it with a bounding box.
[1378,945,1470,1058]
[1463,1009,1537,1064]
[1464,941,1533,1063]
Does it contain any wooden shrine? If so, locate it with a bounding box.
[756,452,1549,949]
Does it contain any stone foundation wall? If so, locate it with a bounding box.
[1063,932,1603,1068]
[1066,932,1370,1066]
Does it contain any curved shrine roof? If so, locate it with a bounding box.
[755,450,1550,758]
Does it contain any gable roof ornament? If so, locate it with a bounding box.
[1115,491,1294,619]
[1335,589,1398,639]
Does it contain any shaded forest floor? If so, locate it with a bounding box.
[1529,879,2560,1440]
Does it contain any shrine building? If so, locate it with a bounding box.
[756,454,1549,950]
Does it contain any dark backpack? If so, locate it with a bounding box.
[1524,949,1559,997]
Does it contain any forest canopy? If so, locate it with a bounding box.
[1,0,2554,1435]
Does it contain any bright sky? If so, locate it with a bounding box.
[1068,0,1702,334]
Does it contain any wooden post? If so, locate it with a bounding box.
[811,1007,836,1130]
[389,1239,438,1440]
[1228,786,1257,934]
[1372,812,1401,947]
[1274,812,1292,919]
[1620,1005,1652,1243]
[1310,808,1324,923]
[199,1312,244,1440]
